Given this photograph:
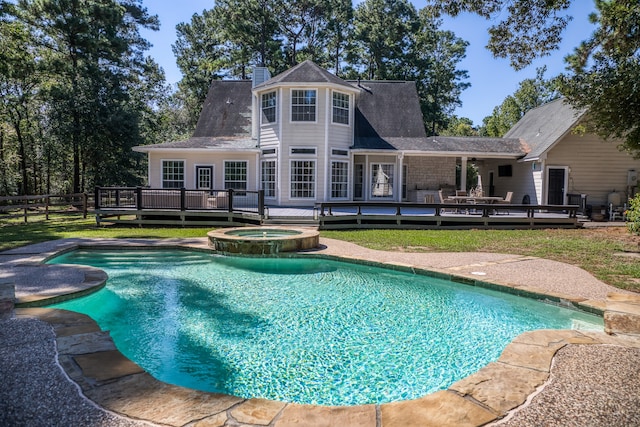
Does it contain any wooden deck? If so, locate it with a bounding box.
[92,187,581,229]
[315,202,581,230]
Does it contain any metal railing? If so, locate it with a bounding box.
[95,187,265,215]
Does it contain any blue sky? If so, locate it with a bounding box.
[140,1,596,126]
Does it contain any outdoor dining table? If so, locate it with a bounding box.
[448,195,507,216]
[449,196,506,204]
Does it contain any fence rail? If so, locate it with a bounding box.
[0,193,91,222]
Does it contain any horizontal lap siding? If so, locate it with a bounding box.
[548,133,640,205]
[260,125,279,146]
[149,152,258,190]
[483,160,540,204]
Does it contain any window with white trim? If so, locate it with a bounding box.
[290,160,315,198]
[261,160,276,198]
[332,92,349,125]
[261,91,276,124]
[290,147,317,155]
[331,148,349,156]
[224,161,247,191]
[162,160,184,188]
[371,163,394,198]
[291,89,316,122]
[331,161,349,199]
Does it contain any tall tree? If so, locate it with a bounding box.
[559,0,640,154]
[173,8,226,128]
[412,10,470,135]
[0,18,43,195]
[14,0,160,192]
[426,0,573,70]
[480,67,559,137]
[215,0,284,77]
[349,0,420,80]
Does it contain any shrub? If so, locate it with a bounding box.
[627,193,640,235]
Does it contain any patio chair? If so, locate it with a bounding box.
[439,190,456,214]
[496,191,513,215]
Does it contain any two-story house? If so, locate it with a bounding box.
[134,60,639,210]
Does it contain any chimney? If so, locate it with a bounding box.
[252,67,271,87]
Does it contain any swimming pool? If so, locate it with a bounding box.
[48,249,602,406]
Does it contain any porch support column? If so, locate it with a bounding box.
[460,156,468,191]
[397,153,404,202]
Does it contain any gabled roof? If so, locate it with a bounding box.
[505,98,587,161]
[254,60,355,90]
[351,81,525,157]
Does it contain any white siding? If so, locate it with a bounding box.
[483,160,540,204]
[148,152,259,191]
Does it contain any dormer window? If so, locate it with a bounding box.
[261,91,276,124]
[332,92,350,125]
[291,89,316,122]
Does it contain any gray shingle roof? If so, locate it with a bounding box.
[504,98,586,160]
[192,80,253,138]
[133,137,258,153]
[352,81,427,140]
[254,60,355,90]
[353,136,525,157]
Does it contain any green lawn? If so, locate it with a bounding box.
[2,214,639,292]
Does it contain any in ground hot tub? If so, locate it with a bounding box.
[207,227,320,254]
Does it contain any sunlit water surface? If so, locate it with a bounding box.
[48,249,602,405]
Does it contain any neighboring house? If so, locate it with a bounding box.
[481,98,639,210]
[134,61,639,210]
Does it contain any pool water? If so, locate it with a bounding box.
[224,229,301,238]
[48,250,602,406]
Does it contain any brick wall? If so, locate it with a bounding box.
[405,157,456,191]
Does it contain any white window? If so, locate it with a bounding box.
[290,160,315,198]
[331,161,349,199]
[162,160,184,188]
[261,160,276,198]
[332,92,349,125]
[291,89,316,122]
[290,147,317,155]
[261,91,276,124]
[224,161,247,191]
[331,148,349,156]
[371,164,394,198]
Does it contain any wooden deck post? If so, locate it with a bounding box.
[228,189,234,213]
[258,190,265,217]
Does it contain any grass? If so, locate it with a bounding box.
[2,214,639,292]
[321,228,640,292]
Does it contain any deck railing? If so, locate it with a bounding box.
[94,187,265,215]
[318,201,579,218]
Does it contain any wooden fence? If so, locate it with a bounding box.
[0,193,92,223]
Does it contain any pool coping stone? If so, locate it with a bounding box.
[3,237,640,427]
